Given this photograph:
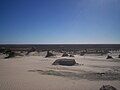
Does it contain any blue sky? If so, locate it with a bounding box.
[0,0,120,44]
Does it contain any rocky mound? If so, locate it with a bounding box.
[106,55,113,59]
[52,58,77,66]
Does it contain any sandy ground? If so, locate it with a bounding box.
[0,53,120,90]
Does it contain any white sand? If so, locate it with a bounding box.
[0,54,120,90]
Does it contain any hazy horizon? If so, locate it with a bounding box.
[0,0,120,44]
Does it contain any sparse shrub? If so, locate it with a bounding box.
[0,48,5,53]
[4,49,15,59]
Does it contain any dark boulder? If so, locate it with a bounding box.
[100,85,117,90]
[45,51,54,58]
[52,58,77,66]
[106,55,113,59]
[62,53,69,57]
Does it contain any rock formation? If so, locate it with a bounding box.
[52,58,77,66]
[106,55,113,59]
[45,51,54,58]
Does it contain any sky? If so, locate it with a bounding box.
[0,0,120,44]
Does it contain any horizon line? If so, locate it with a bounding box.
[0,43,120,45]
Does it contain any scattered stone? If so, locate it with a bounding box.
[100,85,117,90]
[0,48,5,53]
[106,55,113,59]
[52,58,77,66]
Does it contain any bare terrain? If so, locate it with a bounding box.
[0,44,120,90]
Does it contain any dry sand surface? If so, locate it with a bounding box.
[0,53,120,90]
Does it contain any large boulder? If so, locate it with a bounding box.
[106,55,113,59]
[62,53,69,57]
[52,58,77,66]
[45,51,54,58]
[100,85,117,90]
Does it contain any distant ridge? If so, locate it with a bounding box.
[0,44,120,51]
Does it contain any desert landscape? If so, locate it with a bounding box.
[1,0,120,90]
[0,44,120,90]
